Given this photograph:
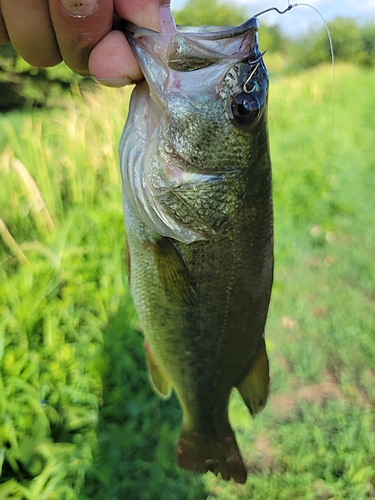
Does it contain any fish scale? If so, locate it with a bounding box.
[120,15,273,483]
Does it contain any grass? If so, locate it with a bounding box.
[0,64,374,499]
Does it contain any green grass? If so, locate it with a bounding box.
[0,65,374,499]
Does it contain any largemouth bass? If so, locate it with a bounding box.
[119,15,273,484]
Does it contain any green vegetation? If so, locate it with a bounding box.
[173,0,246,26]
[0,44,93,112]
[287,17,375,71]
[1,58,374,499]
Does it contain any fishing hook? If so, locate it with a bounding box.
[254,4,297,18]
[243,51,267,92]
[243,63,260,92]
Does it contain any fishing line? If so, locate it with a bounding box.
[254,2,335,74]
[255,1,336,152]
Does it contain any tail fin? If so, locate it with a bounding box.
[177,429,247,484]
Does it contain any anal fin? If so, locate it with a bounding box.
[236,337,269,416]
[144,342,173,399]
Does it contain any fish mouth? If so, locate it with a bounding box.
[123,17,261,102]
[125,17,259,40]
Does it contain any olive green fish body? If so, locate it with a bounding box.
[120,18,273,483]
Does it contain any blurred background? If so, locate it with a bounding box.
[0,1,374,499]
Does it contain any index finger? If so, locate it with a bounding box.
[48,0,113,75]
[88,0,174,85]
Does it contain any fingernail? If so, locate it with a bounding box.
[93,76,133,88]
[60,0,98,18]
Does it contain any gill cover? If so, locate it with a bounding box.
[120,18,268,243]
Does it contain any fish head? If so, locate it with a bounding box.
[125,17,268,129]
[121,19,270,243]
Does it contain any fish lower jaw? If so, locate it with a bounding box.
[177,428,247,484]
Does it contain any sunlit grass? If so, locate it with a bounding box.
[0,86,133,498]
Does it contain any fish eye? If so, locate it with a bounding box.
[230,92,262,127]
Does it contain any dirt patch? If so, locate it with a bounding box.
[281,315,299,330]
[270,375,344,418]
[363,368,375,385]
[255,436,276,470]
[313,481,334,500]
[297,381,342,405]
[270,393,296,418]
[313,307,328,317]
[326,358,344,385]
[246,435,276,473]
[276,356,293,372]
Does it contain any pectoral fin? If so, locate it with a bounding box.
[144,342,173,399]
[156,170,244,239]
[236,337,269,416]
[146,237,196,305]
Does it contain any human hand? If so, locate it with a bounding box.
[0,0,173,86]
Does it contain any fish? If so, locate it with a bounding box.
[119,14,273,484]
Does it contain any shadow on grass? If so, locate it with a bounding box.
[79,297,207,500]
